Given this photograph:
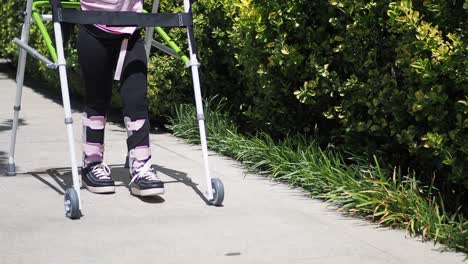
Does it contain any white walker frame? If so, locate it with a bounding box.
[7,0,224,219]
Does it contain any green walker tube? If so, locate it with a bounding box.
[32,1,81,62]
[32,11,57,62]
[155,27,189,63]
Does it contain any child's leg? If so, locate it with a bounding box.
[76,26,116,166]
[120,34,164,195]
[120,34,150,164]
[76,26,118,193]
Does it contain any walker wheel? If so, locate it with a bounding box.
[64,188,81,219]
[210,178,224,206]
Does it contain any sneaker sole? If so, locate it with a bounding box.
[130,186,165,196]
[83,182,116,194]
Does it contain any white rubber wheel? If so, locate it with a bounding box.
[210,178,224,206]
[64,188,81,219]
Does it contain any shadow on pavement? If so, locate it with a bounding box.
[0,151,7,176]
[0,60,13,80]
[0,118,27,133]
[155,164,211,205]
[26,163,210,204]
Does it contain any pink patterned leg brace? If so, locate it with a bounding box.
[82,114,106,167]
[124,117,152,175]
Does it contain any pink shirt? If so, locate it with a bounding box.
[80,0,143,34]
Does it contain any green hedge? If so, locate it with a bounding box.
[194,0,468,197]
[188,0,467,202]
[1,0,466,204]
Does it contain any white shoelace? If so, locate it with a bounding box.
[91,163,111,180]
[129,160,160,185]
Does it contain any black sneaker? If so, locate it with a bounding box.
[81,162,115,194]
[129,162,164,196]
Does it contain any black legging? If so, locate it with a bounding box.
[77,25,150,150]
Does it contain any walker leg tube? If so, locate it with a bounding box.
[53,22,82,210]
[7,0,34,176]
[183,0,213,201]
[144,0,160,58]
[193,72,214,201]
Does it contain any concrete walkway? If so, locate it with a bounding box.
[0,62,465,264]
